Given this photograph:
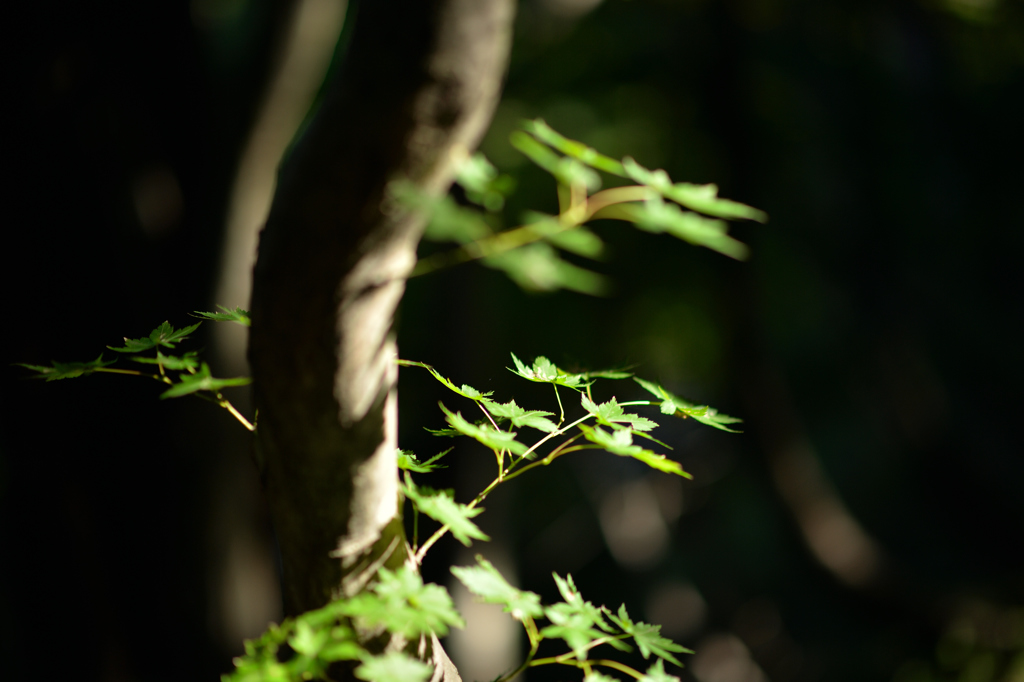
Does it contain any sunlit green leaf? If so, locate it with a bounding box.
[521,119,627,177]
[16,354,115,381]
[391,181,493,244]
[622,157,766,222]
[131,351,200,371]
[619,197,749,260]
[343,566,464,640]
[634,378,742,432]
[288,620,328,657]
[608,605,691,666]
[456,151,516,211]
[193,306,251,326]
[403,477,490,547]
[510,130,602,192]
[509,353,590,389]
[483,399,558,433]
[318,638,362,663]
[581,394,658,432]
[397,360,492,401]
[639,660,682,682]
[439,402,528,456]
[578,425,691,478]
[484,242,610,295]
[541,573,618,660]
[519,212,606,259]
[582,368,634,380]
[424,426,460,437]
[451,555,544,621]
[397,448,451,473]
[108,320,202,353]
[160,363,252,399]
[584,673,621,682]
[355,652,433,682]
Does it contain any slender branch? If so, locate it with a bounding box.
[529,656,644,680]
[217,394,256,431]
[501,438,595,484]
[411,184,652,278]
[95,367,162,380]
[496,617,542,682]
[414,525,448,564]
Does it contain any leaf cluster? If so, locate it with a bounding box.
[451,555,692,681]
[17,315,255,430]
[224,566,458,682]
[403,119,766,294]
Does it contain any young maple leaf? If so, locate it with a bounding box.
[607,605,691,667]
[581,394,658,432]
[451,555,543,621]
[17,354,115,381]
[108,321,202,353]
[634,378,742,433]
[403,477,489,547]
[509,353,591,388]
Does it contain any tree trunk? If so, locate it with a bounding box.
[248,0,513,626]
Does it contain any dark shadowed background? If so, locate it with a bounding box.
[3,0,1022,681]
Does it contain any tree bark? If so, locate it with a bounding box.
[248,0,513,625]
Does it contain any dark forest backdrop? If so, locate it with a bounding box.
[3,0,1022,681]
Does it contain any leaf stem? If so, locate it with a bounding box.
[219,396,255,431]
[95,367,159,379]
[529,656,644,680]
[414,526,447,564]
[410,185,651,278]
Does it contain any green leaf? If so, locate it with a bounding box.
[288,620,328,657]
[619,198,749,261]
[580,395,658,432]
[552,573,613,632]
[160,363,252,399]
[397,360,493,401]
[639,660,682,682]
[633,378,742,433]
[193,305,251,326]
[355,652,433,682]
[540,607,608,660]
[318,638,363,663]
[520,119,627,177]
[585,673,621,682]
[451,555,544,621]
[16,354,115,381]
[577,425,691,478]
[391,181,493,244]
[520,212,606,259]
[439,403,528,456]
[424,426,460,438]
[397,448,451,473]
[484,242,610,295]
[622,157,767,222]
[130,351,199,371]
[455,151,516,211]
[582,368,634,380]
[343,566,464,640]
[403,477,490,547]
[510,130,602,191]
[541,573,616,659]
[608,605,691,667]
[108,320,202,353]
[509,353,590,389]
[483,399,558,433]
